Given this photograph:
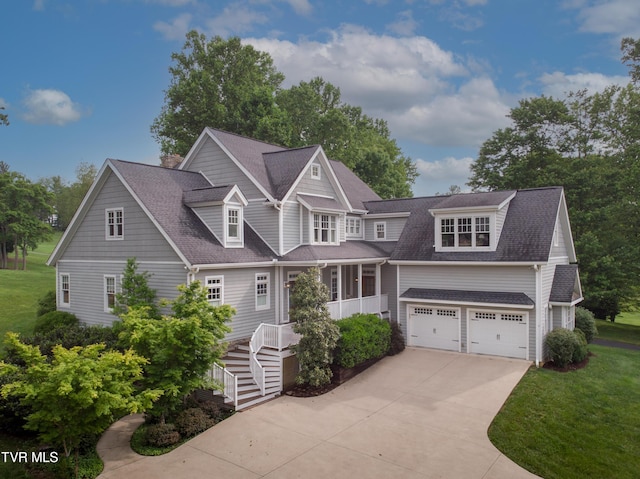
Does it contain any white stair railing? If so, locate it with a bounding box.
[250,325,267,395]
[210,363,237,407]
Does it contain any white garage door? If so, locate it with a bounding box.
[469,310,527,359]
[409,306,460,351]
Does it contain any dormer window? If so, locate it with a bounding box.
[225,205,243,247]
[439,215,492,250]
[313,213,337,244]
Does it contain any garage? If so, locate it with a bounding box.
[408,305,460,351]
[469,310,528,359]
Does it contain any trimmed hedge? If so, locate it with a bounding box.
[545,328,589,368]
[32,310,79,334]
[334,314,391,369]
[575,307,598,343]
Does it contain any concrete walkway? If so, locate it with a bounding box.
[97,348,539,479]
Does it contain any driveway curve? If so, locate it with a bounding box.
[98,348,539,479]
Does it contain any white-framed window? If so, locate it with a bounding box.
[106,208,124,240]
[310,163,321,180]
[345,217,362,238]
[375,222,386,240]
[255,273,270,310]
[330,268,338,301]
[104,275,117,312]
[439,215,491,249]
[205,276,223,306]
[313,213,337,244]
[225,206,243,245]
[60,273,70,307]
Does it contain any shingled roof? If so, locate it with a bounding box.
[110,160,275,266]
[550,264,582,303]
[388,187,564,263]
[400,288,535,307]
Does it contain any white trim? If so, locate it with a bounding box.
[255,272,270,311]
[104,275,117,313]
[105,207,124,241]
[389,260,542,266]
[224,205,244,247]
[435,213,495,252]
[310,163,321,180]
[205,275,224,306]
[56,259,184,265]
[59,272,71,308]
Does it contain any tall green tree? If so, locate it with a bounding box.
[151,31,286,156]
[113,258,159,319]
[468,39,640,319]
[290,267,340,387]
[0,333,159,477]
[119,281,233,421]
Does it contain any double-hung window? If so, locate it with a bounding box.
[255,273,270,310]
[106,208,123,240]
[206,276,223,306]
[440,216,491,249]
[313,213,337,244]
[60,273,70,307]
[346,217,362,238]
[104,275,117,312]
[375,222,386,240]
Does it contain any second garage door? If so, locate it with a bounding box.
[408,306,460,351]
[469,310,528,359]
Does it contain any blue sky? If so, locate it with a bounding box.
[1,0,637,196]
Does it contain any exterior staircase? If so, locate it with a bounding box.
[219,343,282,410]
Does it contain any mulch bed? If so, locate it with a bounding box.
[542,351,594,372]
[285,356,383,397]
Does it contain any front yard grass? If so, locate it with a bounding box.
[489,344,640,479]
[595,316,640,346]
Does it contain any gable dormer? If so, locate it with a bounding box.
[429,191,516,252]
[184,184,248,248]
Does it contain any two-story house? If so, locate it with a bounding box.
[48,128,582,408]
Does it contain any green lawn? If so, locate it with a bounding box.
[0,233,60,345]
[489,344,640,479]
[595,311,640,346]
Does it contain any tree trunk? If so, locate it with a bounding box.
[13,235,18,270]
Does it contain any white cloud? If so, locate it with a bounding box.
[33,0,45,11]
[569,0,640,38]
[204,5,269,37]
[22,89,84,126]
[247,27,511,149]
[539,71,629,97]
[416,156,474,181]
[154,13,192,40]
[387,10,419,36]
[285,0,313,16]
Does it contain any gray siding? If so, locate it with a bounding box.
[364,217,407,241]
[398,264,537,361]
[282,201,301,252]
[57,260,187,327]
[380,263,397,319]
[294,164,338,198]
[192,206,223,240]
[187,137,263,199]
[495,204,509,243]
[549,218,569,259]
[194,267,277,341]
[244,201,279,252]
[62,171,182,262]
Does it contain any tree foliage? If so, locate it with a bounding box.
[290,267,340,387]
[118,281,233,421]
[113,258,159,318]
[0,166,53,270]
[468,39,640,319]
[151,32,416,198]
[0,333,159,472]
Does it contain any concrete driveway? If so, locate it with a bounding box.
[98,348,538,479]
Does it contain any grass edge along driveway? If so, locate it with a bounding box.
[488,344,640,479]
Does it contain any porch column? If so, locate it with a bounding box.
[358,264,362,312]
[337,265,342,319]
[376,262,381,312]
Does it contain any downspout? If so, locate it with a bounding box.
[534,264,541,367]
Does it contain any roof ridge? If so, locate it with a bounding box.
[263,144,320,156]
[108,158,203,175]
[206,127,287,151]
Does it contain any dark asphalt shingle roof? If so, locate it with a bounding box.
[550,264,581,303]
[110,160,275,265]
[183,185,234,205]
[388,187,563,262]
[297,194,346,211]
[281,241,396,262]
[400,288,535,307]
[264,146,320,200]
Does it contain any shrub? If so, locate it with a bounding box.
[572,329,588,363]
[334,314,392,369]
[545,328,578,368]
[36,290,57,317]
[575,307,598,343]
[145,423,181,447]
[174,408,215,437]
[23,324,120,357]
[387,319,405,356]
[32,311,78,334]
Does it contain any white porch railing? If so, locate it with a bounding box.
[327,293,388,320]
[209,363,237,407]
[249,323,301,395]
